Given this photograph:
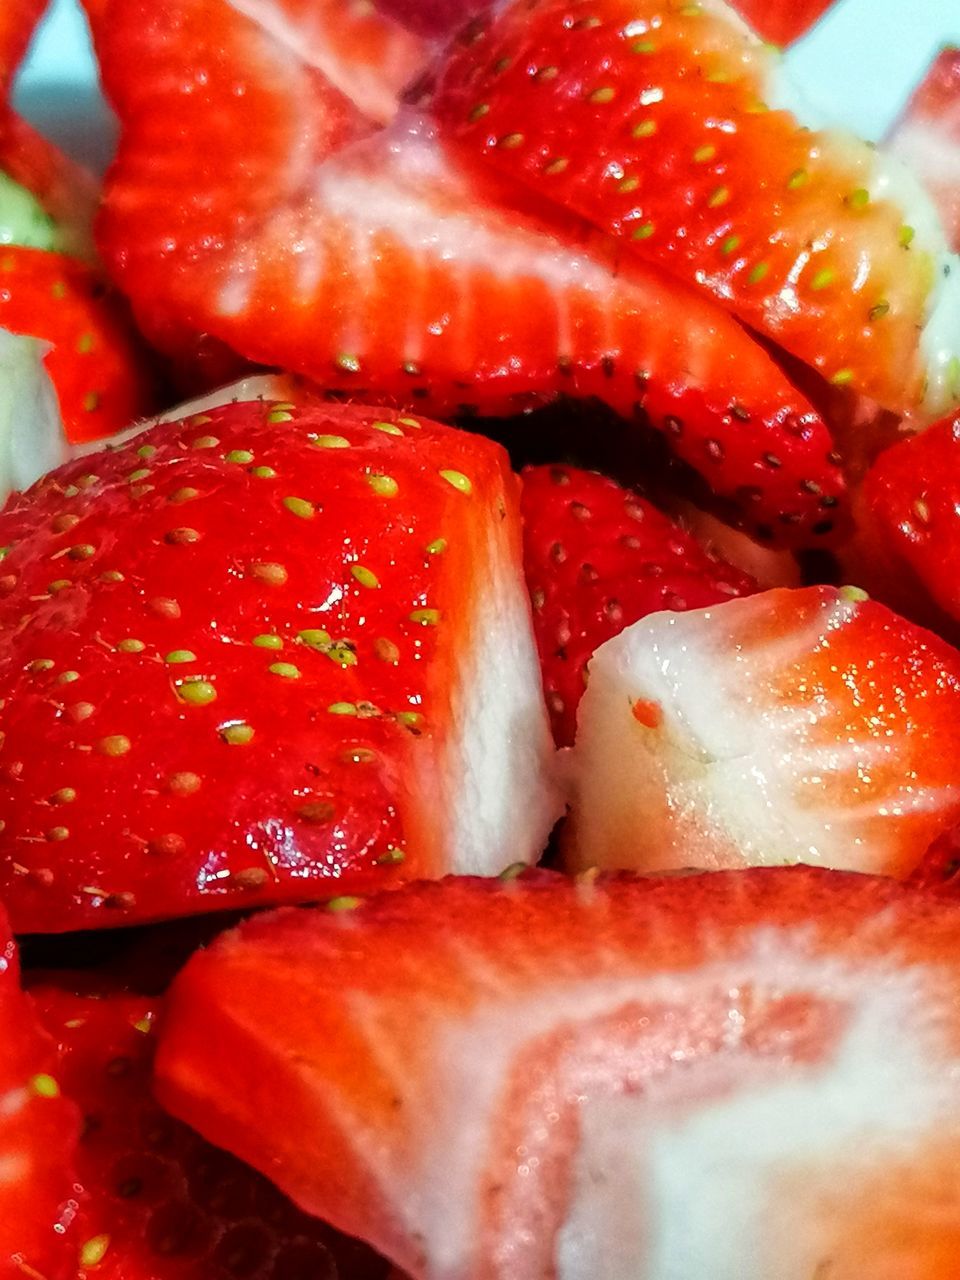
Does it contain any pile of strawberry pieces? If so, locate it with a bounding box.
[2,0,960,1276]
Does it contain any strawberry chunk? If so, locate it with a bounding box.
[729,0,835,47]
[0,111,100,260]
[887,46,960,253]
[90,0,844,541]
[157,868,960,1277]
[0,904,79,1278]
[32,982,391,1280]
[521,464,756,745]
[858,409,960,627]
[434,0,960,418]
[0,400,560,932]
[0,247,156,447]
[567,585,960,879]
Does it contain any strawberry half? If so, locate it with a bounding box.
[434,0,960,418]
[0,400,560,932]
[567,585,960,879]
[90,0,844,542]
[857,409,960,628]
[32,981,392,1280]
[887,45,960,253]
[521,463,756,745]
[0,247,156,448]
[0,903,79,1278]
[158,867,960,1278]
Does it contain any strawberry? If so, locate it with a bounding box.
[0,110,99,260]
[0,399,560,932]
[157,867,960,1278]
[90,0,845,542]
[857,409,960,628]
[567,585,960,879]
[0,247,155,448]
[887,46,960,252]
[0,0,46,95]
[0,903,80,1279]
[521,463,756,745]
[728,0,835,47]
[433,0,960,418]
[32,981,392,1280]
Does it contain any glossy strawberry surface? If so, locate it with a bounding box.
[0,399,549,931]
[435,0,960,417]
[158,867,960,1279]
[521,463,756,744]
[888,45,960,252]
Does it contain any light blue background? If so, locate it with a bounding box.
[11,0,960,170]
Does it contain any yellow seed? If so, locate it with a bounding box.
[327,895,363,912]
[32,1073,60,1098]
[409,608,440,626]
[46,826,69,842]
[830,368,855,386]
[588,86,616,104]
[98,735,131,757]
[498,132,524,149]
[250,465,277,478]
[748,261,770,285]
[250,562,288,586]
[398,417,421,429]
[336,353,361,373]
[632,119,656,138]
[845,188,870,210]
[371,420,404,436]
[707,186,730,208]
[693,144,716,163]
[367,474,399,497]
[313,434,350,449]
[351,564,379,589]
[267,409,293,424]
[787,168,809,190]
[839,584,869,603]
[426,538,447,555]
[328,701,358,716]
[632,222,655,240]
[80,1236,111,1268]
[810,267,835,291]
[164,650,196,665]
[298,629,331,649]
[543,156,569,175]
[283,496,314,519]
[899,224,916,247]
[618,175,640,193]
[191,435,219,449]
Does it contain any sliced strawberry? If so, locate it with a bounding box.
[728,0,835,47]
[521,463,756,745]
[0,400,560,932]
[0,247,155,446]
[0,0,46,95]
[434,0,960,419]
[91,0,844,542]
[857,409,960,628]
[158,867,960,1277]
[32,981,391,1280]
[0,110,99,259]
[0,904,80,1278]
[567,585,960,879]
[887,46,960,253]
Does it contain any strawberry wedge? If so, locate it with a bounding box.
[0,904,79,1279]
[887,46,960,253]
[434,0,960,419]
[33,982,392,1280]
[0,400,560,932]
[89,0,844,542]
[567,586,960,879]
[158,868,960,1278]
[729,0,835,47]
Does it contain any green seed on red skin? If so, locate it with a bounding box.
[136,444,157,459]
[439,469,472,494]
[376,847,405,865]
[810,267,836,291]
[253,634,283,650]
[127,468,150,483]
[398,417,421,430]
[313,435,350,450]
[267,410,293,424]
[250,562,288,586]
[328,701,358,716]
[80,1237,111,1269]
[168,771,201,796]
[426,538,447,555]
[224,449,254,464]
[707,186,730,208]
[220,722,255,745]
[46,826,69,843]
[693,144,716,163]
[250,465,277,478]
[51,787,76,805]
[31,1073,60,1099]
[67,543,95,560]
[298,629,332,650]
[98,735,132,757]
[336,353,361,374]
[175,680,217,706]
[498,132,524,149]
[588,86,616,104]
[327,896,363,912]
[116,639,145,654]
[169,487,199,504]
[268,662,300,680]
[325,643,357,667]
[632,222,655,240]
[165,650,197,665]
[28,658,54,673]
[165,528,201,545]
[367,474,398,498]
[748,261,770,285]
[371,420,404,436]
[409,608,440,626]
[283,496,314,519]
[632,119,656,138]
[396,710,423,728]
[351,565,379,589]
[58,670,79,684]
[191,435,219,449]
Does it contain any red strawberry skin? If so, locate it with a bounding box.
[729,0,835,47]
[0,904,80,1279]
[887,46,960,252]
[521,464,756,745]
[157,867,960,1277]
[0,399,555,932]
[859,411,960,626]
[0,0,46,93]
[32,981,392,1280]
[0,247,156,444]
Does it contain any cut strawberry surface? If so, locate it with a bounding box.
[728,0,835,47]
[567,585,960,879]
[858,410,960,627]
[0,904,79,1279]
[434,0,960,418]
[33,982,392,1280]
[0,400,559,932]
[90,0,844,541]
[521,464,756,745]
[158,867,960,1279]
[888,46,960,253]
[0,247,155,446]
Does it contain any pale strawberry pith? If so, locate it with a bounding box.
[567,585,960,880]
[433,0,960,418]
[157,868,960,1279]
[0,400,559,932]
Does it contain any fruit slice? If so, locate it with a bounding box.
[0,400,560,932]
[33,981,392,1280]
[887,46,960,252]
[158,867,960,1278]
[0,110,99,260]
[434,0,960,418]
[728,0,835,46]
[0,246,155,446]
[858,409,960,626]
[566,585,960,878]
[90,0,844,541]
[521,464,756,745]
[0,326,70,502]
[0,0,46,95]
[0,903,79,1279]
